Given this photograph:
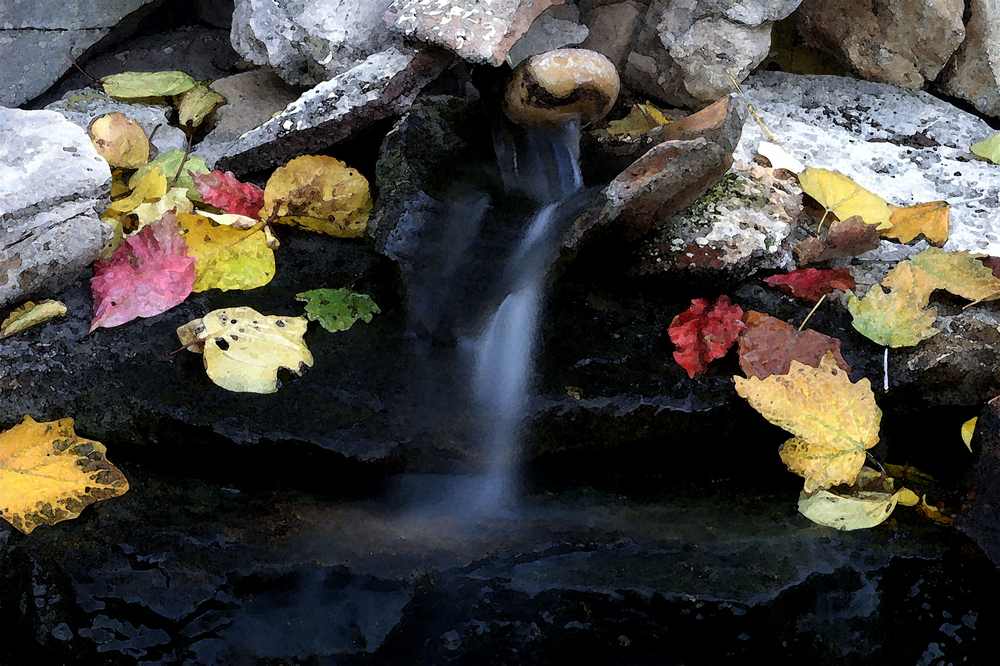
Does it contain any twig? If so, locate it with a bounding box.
[147,123,162,146]
[798,293,827,331]
[883,347,889,392]
[169,132,193,190]
[66,55,99,85]
[866,452,887,477]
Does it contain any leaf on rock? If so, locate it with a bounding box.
[907,247,1000,302]
[0,416,129,534]
[102,70,196,98]
[176,83,225,129]
[763,267,855,303]
[734,353,881,492]
[176,213,275,292]
[109,166,167,214]
[177,307,313,394]
[971,132,1000,164]
[737,311,849,379]
[194,170,264,218]
[794,215,881,265]
[133,187,193,229]
[130,150,209,198]
[962,416,977,452]
[605,102,670,137]
[260,155,372,237]
[89,112,149,169]
[798,167,891,229]
[296,288,380,333]
[756,141,805,174]
[797,487,899,531]
[90,214,195,331]
[847,262,939,348]
[1,300,67,339]
[883,201,950,246]
[668,296,745,378]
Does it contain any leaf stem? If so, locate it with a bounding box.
[798,293,827,331]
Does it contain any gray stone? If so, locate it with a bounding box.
[0,108,111,308]
[45,88,186,157]
[735,72,1000,256]
[506,4,589,66]
[216,47,449,175]
[230,0,397,86]
[0,0,160,107]
[389,0,567,65]
[624,0,802,108]
[939,0,1000,119]
[193,70,302,168]
[579,0,645,72]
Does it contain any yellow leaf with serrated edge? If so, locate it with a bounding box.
[176,214,275,292]
[962,417,977,452]
[260,155,372,237]
[89,112,149,169]
[908,247,1000,302]
[1,300,67,338]
[798,168,891,229]
[133,187,193,229]
[848,262,939,348]
[0,416,129,534]
[109,166,167,213]
[735,353,881,492]
[883,201,949,246]
[177,307,312,393]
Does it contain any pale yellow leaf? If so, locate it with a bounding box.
[133,187,193,229]
[0,300,67,338]
[797,487,899,531]
[798,167,891,229]
[962,416,977,452]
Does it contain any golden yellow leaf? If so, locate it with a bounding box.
[260,155,372,237]
[883,201,950,246]
[908,247,1000,302]
[0,416,129,534]
[176,214,275,292]
[177,307,312,393]
[109,166,167,213]
[735,353,881,492]
[896,487,920,507]
[1,300,67,339]
[797,488,899,530]
[89,112,150,169]
[176,83,226,129]
[605,102,670,137]
[133,187,193,229]
[798,167,891,229]
[962,416,977,452]
[110,169,130,197]
[848,262,939,348]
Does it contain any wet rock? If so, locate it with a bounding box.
[964,396,1000,566]
[195,0,235,29]
[390,0,566,65]
[215,47,449,176]
[0,0,160,107]
[795,0,965,89]
[940,0,1000,119]
[230,0,398,86]
[504,48,620,127]
[0,108,111,309]
[579,0,646,72]
[45,88,186,157]
[507,4,589,66]
[735,71,1000,257]
[624,0,802,108]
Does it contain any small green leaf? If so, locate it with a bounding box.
[176,83,226,129]
[971,132,1000,164]
[129,149,209,199]
[296,288,380,333]
[102,71,196,98]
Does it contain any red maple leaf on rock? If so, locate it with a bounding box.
[668,295,745,378]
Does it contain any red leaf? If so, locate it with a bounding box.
[194,170,264,218]
[90,214,195,331]
[738,311,850,379]
[668,295,745,378]
[763,268,855,303]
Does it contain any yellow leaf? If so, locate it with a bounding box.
[177,307,312,393]
[0,416,129,534]
[798,167,891,229]
[110,169,130,197]
[883,201,950,246]
[918,495,954,525]
[908,247,1000,302]
[109,166,167,213]
[971,132,1000,164]
[197,210,259,229]
[100,211,125,258]
[962,416,977,452]
[133,187,193,229]
[89,112,150,169]
[896,487,920,507]
[260,155,372,237]
[1,300,67,338]
[102,70,196,98]
[847,262,939,348]
[734,353,882,492]
[176,83,226,128]
[176,214,275,292]
[797,487,899,530]
[605,102,670,137]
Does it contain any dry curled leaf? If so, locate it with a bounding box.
[883,201,949,246]
[794,215,880,265]
[110,166,167,214]
[605,102,670,137]
[194,170,264,219]
[737,311,849,379]
[89,112,149,169]
[763,268,855,303]
[260,155,372,237]
[756,141,804,174]
[962,417,977,453]
[1,300,67,339]
[972,132,1000,164]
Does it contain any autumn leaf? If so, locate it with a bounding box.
[907,247,1000,302]
[102,70,195,98]
[177,307,313,394]
[260,155,372,237]
[1,300,67,339]
[882,201,949,246]
[176,83,225,129]
[668,296,745,378]
[735,353,881,492]
[797,488,899,531]
[176,213,275,292]
[90,215,195,331]
[130,150,209,197]
[605,102,670,137]
[194,170,264,218]
[0,416,129,534]
[763,267,855,303]
[798,167,891,229]
[737,311,849,379]
[962,417,977,452]
[794,216,881,265]
[756,141,804,173]
[88,112,149,169]
[847,262,939,347]
[133,187,193,229]
[110,166,167,214]
[197,210,260,229]
[296,288,380,333]
[971,132,1000,164]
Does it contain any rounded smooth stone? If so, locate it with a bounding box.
[504,48,621,127]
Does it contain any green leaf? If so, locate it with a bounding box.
[847,263,939,348]
[102,71,196,98]
[176,83,226,129]
[296,288,380,333]
[971,132,1000,164]
[129,150,209,200]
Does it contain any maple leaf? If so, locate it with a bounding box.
[1,300,67,339]
[794,215,880,265]
[176,213,274,292]
[764,267,855,303]
[971,132,1000,164]
[735,353,881,492]
[194,170,264,218]
[907,247,1000,302]
[90,215,195,331]
[101,70,195,98]
[737,311,849,379]
[296,288,380,333]
[260,155,372,237]
[798,168,891,229]
[668,296,745,378]
[88,112,149,169]
[847,262,938,347]
[882,201,950,246]
[0,416,129,534]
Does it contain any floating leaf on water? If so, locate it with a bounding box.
[797,487,900,531]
